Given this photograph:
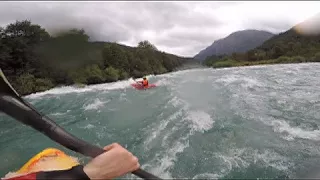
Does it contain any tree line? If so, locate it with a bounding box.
[203,28,320,68]
[0,20,194,95]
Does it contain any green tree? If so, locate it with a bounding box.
[138,40,158,51]
[13,73,36,95]
[314,52,320,62]
[102,43,129,71]
[1,19,194,95]
[119,70,129,80]
[84,64,105,84]
[1,20,50,76]
[105,66,120,82]
[34,78,54,92]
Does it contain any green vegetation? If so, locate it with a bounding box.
[203,28,320,68]
[0,20,194,95]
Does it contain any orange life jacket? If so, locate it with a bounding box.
[142,80,148,86]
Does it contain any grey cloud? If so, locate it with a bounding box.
[243,18,297,34]
[153,29,223,56]
[0,2,132,42]
[0,2,224,43]
[158,42,207,57]
[107,2,223,32]
[0,2,245,56]
[167,29,223,44]
[0,1,314,57]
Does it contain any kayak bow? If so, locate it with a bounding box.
[0,69,161,180]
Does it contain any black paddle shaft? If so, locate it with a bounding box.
[0,95,161,179]
[0,68,161,180]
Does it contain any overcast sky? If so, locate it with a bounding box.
[0,1,319,57]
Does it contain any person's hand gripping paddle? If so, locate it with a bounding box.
[0,69,161,180]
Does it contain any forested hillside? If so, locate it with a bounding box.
[0,20,193,95]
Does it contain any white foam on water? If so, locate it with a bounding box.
[141,94,192,177]
[215,74,241,85]
[270,119,320,141]
[25,76,148,99]
[192,173,220,179]
[210,147,293,177]
[83,98,109,111]
[144,105,185,149]
[215,148,250,174]
[167,96,184,108]
[50,112,66,116]
[82,124,95,130]
[143,100,215,178]
[235,104,320,142]
[155,78,171,87]
[221,65,320,143]
[132,74,155,82]
[142,81,218,177]
[153,68,210,87]
[144,119,170,148]
[119,92,130,102]
[252,149,293,171]
[154,72,180,87]
[185,110,214,133]
[240,77,264,89]
[157,68,205,78]
[50,109,71,116]
[215,74,263,89]
[143,139,189,179]
[26,86,92,99]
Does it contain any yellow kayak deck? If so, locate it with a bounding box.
[4,148,80,179]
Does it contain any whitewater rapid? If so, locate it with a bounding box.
[1,63,320,179]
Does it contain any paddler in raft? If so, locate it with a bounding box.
[2,143,140,180]
[137,76,149,88]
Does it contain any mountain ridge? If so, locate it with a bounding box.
[194,29,274,61]
[203,12,320,68]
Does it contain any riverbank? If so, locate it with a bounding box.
[205,55,320,69]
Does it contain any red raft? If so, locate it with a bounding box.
[131,83,157,90]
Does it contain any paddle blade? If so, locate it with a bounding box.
[0,68,162,180]
[0,69,20,98]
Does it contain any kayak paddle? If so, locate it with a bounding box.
[0,69,161,180]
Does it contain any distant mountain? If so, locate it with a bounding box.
[251,12,320,59]
[203,12,320,68]
[194,30,274,61]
